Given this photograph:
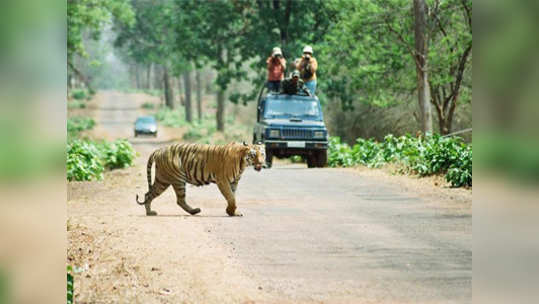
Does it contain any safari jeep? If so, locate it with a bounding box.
[253,88,328,168]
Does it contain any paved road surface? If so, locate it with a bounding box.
[69,91,471,303]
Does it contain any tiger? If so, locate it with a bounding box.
[136,142,265,216]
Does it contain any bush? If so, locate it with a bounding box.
[67,139,104,181]
[154,106,188,127]
[328,134,472,187]
[290,155,303,163]
[68,99,86,109]
[67,116,95,135]
[98,139,137,170]
[67,139,136,181]
[328,137,355,167]
[141,102,155,109]
[70,89,87,100]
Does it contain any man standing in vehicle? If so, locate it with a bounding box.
[296,45,318,95]
[266,47,286,92]
[281,70,310,95]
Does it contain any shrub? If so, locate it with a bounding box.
[67,139,105,181]
[67,116,95,135]
[290,155,303,163]
[328,134,472,187]
[141,102,155,109]
[66,139,136,181]
[71,89,88,100]
[328,137,355,167]
[182,128,204,141]
[98,139,137,170]
[154,106,188,127]
[68,100,86,109]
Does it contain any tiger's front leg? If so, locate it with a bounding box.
[217,181,243,216]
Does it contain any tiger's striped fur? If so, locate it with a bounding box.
[136,142,265,216]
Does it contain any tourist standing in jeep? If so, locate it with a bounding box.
[266,47,287,92]
[296,45,318,95]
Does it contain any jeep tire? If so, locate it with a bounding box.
[265,148,273,168]
[307,155,316,168]
[316,150,328,167]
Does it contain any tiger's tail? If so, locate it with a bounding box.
[136,150,156,205]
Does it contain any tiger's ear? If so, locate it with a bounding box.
[243,141,248,146]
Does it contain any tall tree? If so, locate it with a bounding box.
[196,70,202,122]
[67,0,134,91]
[183,69,193,123]
[163,66,174,108]
[427,0,472,134]
[317,0,471,134]
[413,0,433,134]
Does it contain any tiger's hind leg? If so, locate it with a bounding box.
[172,182,201,215]
[144,178,170,216]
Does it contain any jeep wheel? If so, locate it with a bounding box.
[316,150,328,167]
[265,148,273,168]
[307,155,316,168]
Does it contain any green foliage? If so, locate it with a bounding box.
[141,102,155,109]
[66,139,136,181]
[70,89,88,100]
[67,266,74,304]
[67,116,95,135]
[98,139,136,170]
[68,99,87,109]
[154,106,188,128]
[290,155,303,163]
[328,134,472,187]
[317,0,472,117]
[67,139,105,181]
[68,0,134,61]
[328,137,354,167]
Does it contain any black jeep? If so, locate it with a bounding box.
[253,88,328,168]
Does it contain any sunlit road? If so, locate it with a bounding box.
[81,91,472,303]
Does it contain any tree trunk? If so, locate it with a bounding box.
[413,0,433,134]
[183,70,193,123]
[135,64,141,89]
[154,65,162,90]
[196,69,202,122]
[217,89,225,132]
[163,66,174,109]
[147,63,152,90]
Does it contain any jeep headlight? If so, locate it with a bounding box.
[269,129,280,138]
[313,131,325,138]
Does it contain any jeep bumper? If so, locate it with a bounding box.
[264,140,328,150]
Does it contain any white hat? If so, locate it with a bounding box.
[303,45,313,54]
[272,47,282,56]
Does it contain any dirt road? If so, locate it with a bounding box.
[68,92,471,303]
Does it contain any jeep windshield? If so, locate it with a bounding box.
[263,98,322,120]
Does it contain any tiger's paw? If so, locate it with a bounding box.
[189,208,201,215]
[226,208,243,217]
[146,211,158,216]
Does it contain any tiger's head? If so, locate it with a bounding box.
[243,142,265,171]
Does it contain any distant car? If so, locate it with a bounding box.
[134,116,157,137]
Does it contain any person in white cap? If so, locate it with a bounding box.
[296,45,318,95]
[266,47,287,92]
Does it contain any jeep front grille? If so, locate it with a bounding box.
[282,129,312,139]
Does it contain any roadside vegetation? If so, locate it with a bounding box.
[141,102,155,109]
[328,134,472,188]
[67,116,95,137]
[66,117,136,181]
